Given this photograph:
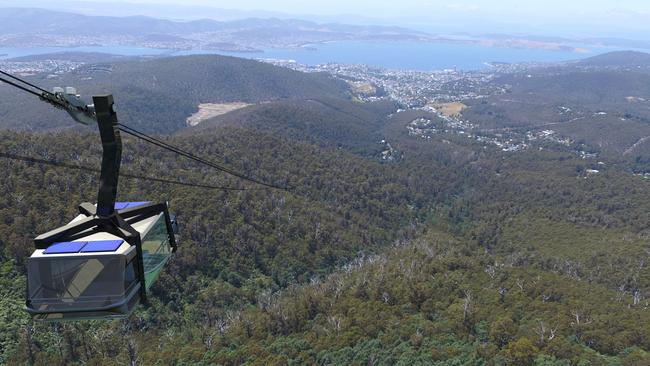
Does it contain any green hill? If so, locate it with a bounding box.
[0,54,351,133]
[579,51,650,67]
[194,98,398,156]
[462,65,650,158]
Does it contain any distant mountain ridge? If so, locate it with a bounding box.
[0,7,431,49]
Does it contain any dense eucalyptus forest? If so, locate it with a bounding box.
[1,54,650,366]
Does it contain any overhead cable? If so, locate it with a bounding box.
[117,123,292,191]
[0,151,259,191]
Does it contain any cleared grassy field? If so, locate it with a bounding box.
[186,102,251,126]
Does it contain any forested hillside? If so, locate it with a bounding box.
[462,53,650,157]
[578,51,650,68]
[2,54,650,365]
[464,70,650,129]
[194,98,399,156]
[0,55,351,133]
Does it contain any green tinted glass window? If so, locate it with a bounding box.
[141,214,172,288]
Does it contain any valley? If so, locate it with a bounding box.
[1,50,650,365]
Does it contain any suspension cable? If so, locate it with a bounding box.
[0,152,260,191]
[117,123,292,191]
[0,70,52,95]
[0,75,44,99]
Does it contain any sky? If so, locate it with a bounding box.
[69,0,650,20]
[5,0,650,38]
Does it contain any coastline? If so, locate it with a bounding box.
[290,37,593,54]
[0,40,625,72]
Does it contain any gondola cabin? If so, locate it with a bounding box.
[24,201,177,321]
[0,92,187,321]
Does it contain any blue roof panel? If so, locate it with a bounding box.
[114,201,150,210]
[114,202,130,210]
[126,201,149,208]
[44,241,87,254]
[81,240,124,253]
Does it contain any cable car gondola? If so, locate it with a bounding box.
[25,201,177,321]
[19,94,178,321]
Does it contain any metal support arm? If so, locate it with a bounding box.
[94,95,121,217]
